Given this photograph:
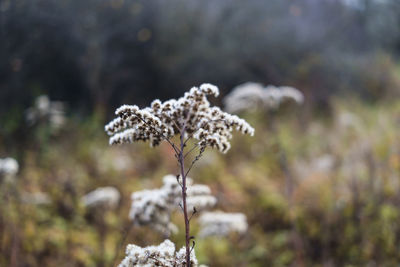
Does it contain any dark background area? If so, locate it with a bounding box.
[2,0,400,120]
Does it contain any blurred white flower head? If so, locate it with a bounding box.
[21,192,51,205]
[337,111,362,130]
[185,184,217,212]
[129,174,216,236]
[223,82,304,113]
[111,153,132,171]
[198,211,248,238]
[105,83,254,153]
[36,95,51,114]
[222,82,266,113]
[82,186,120,209]
[26,95,66,129]
[294,154,336,180]
[0,157,19,183]
[0,157,19,176]
[118,239,198,267]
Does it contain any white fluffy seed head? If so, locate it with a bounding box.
[128,174,216,235]
[105,84,254,153]
[198,211,248,238]
[118,239,198,267]
[0,157,19,176]
[26,95,66,129]
[224,82,304,113]
[81,187,120,209]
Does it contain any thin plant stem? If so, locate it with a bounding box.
[185,147,205,178]
[184,143,199,159]
[178,125,191,267]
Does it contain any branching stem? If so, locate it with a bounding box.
[185,147,205,178]
[139,112,207,266]
[135,115,181,156]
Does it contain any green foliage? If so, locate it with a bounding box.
[3,99,400,266]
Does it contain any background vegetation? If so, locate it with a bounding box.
[2,0,400,266]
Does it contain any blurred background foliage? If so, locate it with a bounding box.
[2,0,400,266]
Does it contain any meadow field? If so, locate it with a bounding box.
[2,0,400,266]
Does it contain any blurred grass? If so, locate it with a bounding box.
[2,98,400,266]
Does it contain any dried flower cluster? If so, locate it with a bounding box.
[0,157,19,183]
[0,157,19,176]
[198,211,248,238]
[105,83,254,153]
[118,239,198,267]
[81,186,120,209]
[129,175,216,235]
[21,192,52,205]
[106,84,254,265]
[26,95,66,128]
[223,82,304,113]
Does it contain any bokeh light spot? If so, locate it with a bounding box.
[137,28,152,42]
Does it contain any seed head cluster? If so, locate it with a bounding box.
[105,84,254,153]
[118,239,198,267]
[198,211,248,238]
[129,175,216,236]
[0,157,19,176]
[223,82,304,113]
[26,95,66,129]
[0,157,19,183]
[81,186,121,209]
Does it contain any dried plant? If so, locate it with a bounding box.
[81,186,120,209]
[198,211,248,238]
[223,82,304,113]
[118,239,198,267]
[105,83,254,266]
[0,157,19,183]
[128,174,216,237]
[26,95,66,129]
